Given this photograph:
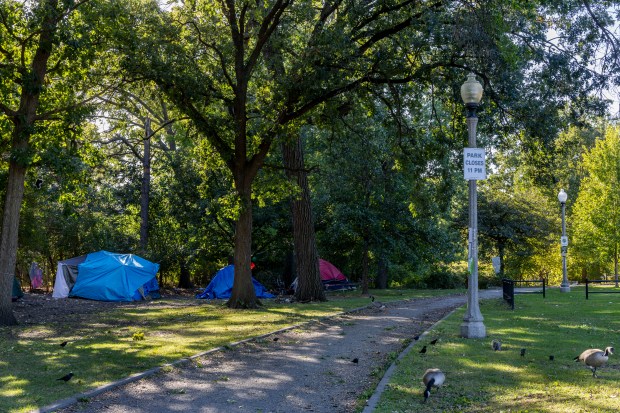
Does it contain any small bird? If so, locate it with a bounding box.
[430,338,438,345]
[59,341,68,347]
[492,339,502,351]
[520,348,526,357]
[422,368,445,402]
[413,335,420,341]
[574,347,614,378]
[370,295,375,302]
[273,337,279,342]
[351,358,359,363]
[57,372,74,382]
[419,345,427,354]
[549,355,554,361]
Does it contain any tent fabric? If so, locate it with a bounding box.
[52,255,87,298]
[69,251,160,302]
[291,259,357,292]
[12,277,23,301]
[52,251,160,302]
[196,265,274,299]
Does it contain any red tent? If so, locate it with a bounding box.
[319,259,347,283]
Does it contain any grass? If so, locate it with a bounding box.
[373,286,620,412]
[0,288,459,413]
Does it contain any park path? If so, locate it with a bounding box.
[47,289,501,413]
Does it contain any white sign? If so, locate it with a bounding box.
[491,256,501,274]
[560,236,568,246]
[463,148,486,180]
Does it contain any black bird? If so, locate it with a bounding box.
[492,339,502,351]
[59,341,68,347]
[35,178,43,189]
[549,355,554,361]
[430,338,438,345]
[419,345,427,354]
[520,348,526,357]
[370,295,375,302]
[57,373,74,382]
[351,358,359,363]
[413,335,420,341]
[273,337,279,342]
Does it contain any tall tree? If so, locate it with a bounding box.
[573,126,620,286]
[0,0,108,325]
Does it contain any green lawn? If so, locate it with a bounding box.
[374,286,620,412]
[0,288,457,413]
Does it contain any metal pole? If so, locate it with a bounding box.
[460,104,486,338]
[560,201,570,292]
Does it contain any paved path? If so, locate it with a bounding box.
[46,290,501,413]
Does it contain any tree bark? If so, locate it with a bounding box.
[282,135,325,302]
[140,117,152,254]
[227,186,260,308]
[376,255,388,289]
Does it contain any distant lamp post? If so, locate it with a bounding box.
[558,189,570,292]
[460,73,486,339]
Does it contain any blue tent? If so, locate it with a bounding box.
[196,265,274,299]
[68,251,160,302]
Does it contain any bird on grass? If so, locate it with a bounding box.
[574,347,614,378]
[422,368,445,403]
[413,335,420,341]
[492,339,502,351]
[273,337,279,342]
[59,341,68,347]
[430,338,438,345]
[351,358,359,364]
[57,372,74,382]
[549,355,554,361]
[520,348,526,357]
[419,345,427,354]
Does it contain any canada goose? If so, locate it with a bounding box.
[574,347,614,377]
[492,339,502,351]
[422,368,445,402]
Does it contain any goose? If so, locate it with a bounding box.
[574,347,614,378]
[422,368,445,402]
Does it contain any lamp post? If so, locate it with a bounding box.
[558,189,570,292]
[460,73,486,339]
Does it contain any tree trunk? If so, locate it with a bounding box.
[615,243,618,288]
[227,186,259,308]
[178,260,193,289]
[282,135,325,302]
[140,118,152,254]
[0,157,27,325]
[376,255,388,289]
[361,235,370,294]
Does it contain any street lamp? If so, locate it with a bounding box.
[558,189,570,292]
[460,73,486,339]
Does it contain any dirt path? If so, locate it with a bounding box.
[45,290,501,413]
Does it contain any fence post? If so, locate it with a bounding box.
[586,278,589,300]
[542,278,546,298]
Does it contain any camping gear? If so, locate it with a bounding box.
[52,251,161,301]
[290,259,357,292]
[12,277,23,301]
[29,262,43,289]
[196,264,274,299]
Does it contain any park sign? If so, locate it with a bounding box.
[463,148,486,180]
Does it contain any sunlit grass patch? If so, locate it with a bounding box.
[373,289,620,412]
[0,288,458,413]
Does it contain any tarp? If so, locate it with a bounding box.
[12,277,23,301]
[53,251,160,302]
[196,265,274,299]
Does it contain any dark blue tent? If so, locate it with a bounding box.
[66,251,160,301]
[196,265,274,299]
